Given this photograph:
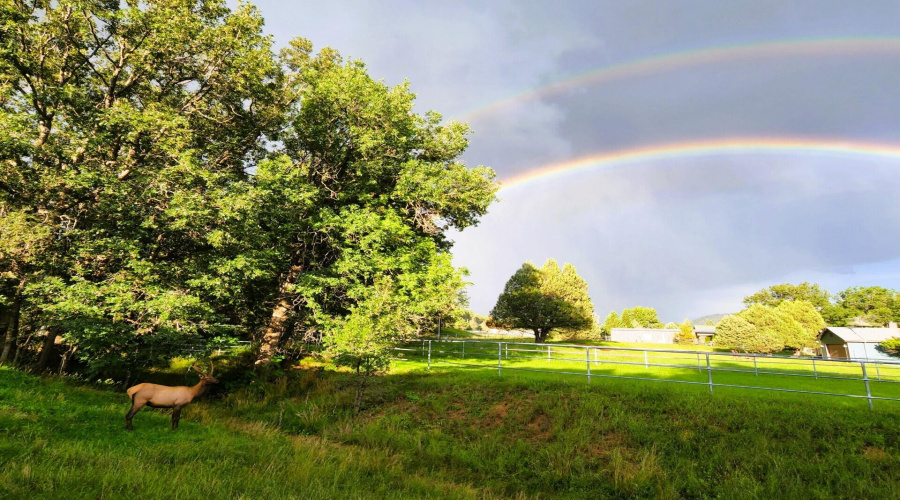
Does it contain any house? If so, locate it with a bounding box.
[609,328,679,344]
[819,325,900,361]
[693,325,716,344]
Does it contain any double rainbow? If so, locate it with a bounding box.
[500,138,900,192]
[456,36,900,122]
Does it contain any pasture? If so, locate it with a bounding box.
[3,350,900,499]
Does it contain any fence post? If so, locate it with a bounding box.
[861,362,873,409]
[812,358,817,379]
[753,356,758,376]
[706,353,714,393]
[644,350,649,369]
[875,363,882,381]
[427,340,432,370]
[505,343,508,360]
[498,343,503,376]
[586,347,591,383]
[462,341,465,359]
[697,352,701,373]
[548,345,551,361]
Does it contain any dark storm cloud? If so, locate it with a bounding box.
[246,0,900,318]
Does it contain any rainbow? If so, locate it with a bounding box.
[455,37,900,122]
[500,138,900,191]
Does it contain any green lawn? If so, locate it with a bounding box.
[3,353,900,499]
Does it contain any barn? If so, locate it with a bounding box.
[609,328,678,344]
[819,326,899,361]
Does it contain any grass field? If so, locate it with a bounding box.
[3,350,900,499]
[401,339,900,406]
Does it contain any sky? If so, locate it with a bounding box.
[246,0,900,322]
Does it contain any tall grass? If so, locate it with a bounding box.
[3,353,900,499]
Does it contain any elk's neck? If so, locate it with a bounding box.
[192,381,210,397]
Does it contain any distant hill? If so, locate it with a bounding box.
[691,313,731,325]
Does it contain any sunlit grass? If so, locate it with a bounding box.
[4,349,900,499]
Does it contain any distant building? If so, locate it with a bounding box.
[819,325,899,361]
[693,325,716,344]
[609,328,678,344]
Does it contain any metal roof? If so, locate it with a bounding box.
[823,327,900,343]
[693,326,716,334]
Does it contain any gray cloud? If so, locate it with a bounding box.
[247,0,900,320]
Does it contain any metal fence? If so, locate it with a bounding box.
[394,339,900,409]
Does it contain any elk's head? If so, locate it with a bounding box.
[192,361,219,385]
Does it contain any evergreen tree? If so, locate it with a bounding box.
[775,300,825,349]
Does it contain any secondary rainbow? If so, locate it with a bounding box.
[455,37,900,122]
[500,138,900,192]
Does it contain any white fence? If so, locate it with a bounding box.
[394,339,900,409]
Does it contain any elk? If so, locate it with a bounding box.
[125,362,219,430]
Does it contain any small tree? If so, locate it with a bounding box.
[490,260,594,343]
[620,307,663,328]
[716,315,783,353]
[600,311,622,336]
[326,279,411,413]
[676,319,695,345]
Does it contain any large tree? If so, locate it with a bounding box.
[1,0,286,373]
[251,43,497,365]
[490,260,594,343]
[1,0,496,375]
[743,282,831,309]
[823,286,899,327]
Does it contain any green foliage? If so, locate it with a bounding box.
[490,260,594,343]
[743,282,831,309]
[775,300,825,350]
[620,307,664,329]
[823,286,900,327]
[880,338,900,357]
[0,0,498,374]
[601,311,622,335]
[676,319,695,345]
[715,314,784,353]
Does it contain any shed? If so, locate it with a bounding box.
[609,328,678,344]
[819,326,900,361]
[693,325,716,344]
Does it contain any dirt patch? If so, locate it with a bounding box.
[525,412,552,441]
[863,446,888,461]
[589,431,627,456]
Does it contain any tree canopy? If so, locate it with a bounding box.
[490,260,594,343]
[743,282,831,309]
[0,0,497,375]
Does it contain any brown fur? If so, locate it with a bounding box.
[125,362,218,430]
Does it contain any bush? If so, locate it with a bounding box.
[880,337,900,356]
[739,305,804,352]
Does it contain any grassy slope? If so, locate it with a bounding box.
[3,359,900,499]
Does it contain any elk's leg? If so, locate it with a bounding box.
[125,400,145,431]
[171,405,184,430]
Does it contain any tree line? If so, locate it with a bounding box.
[0,0,498,378]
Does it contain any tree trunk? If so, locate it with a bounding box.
[36,326,59,372]
[0,280,24,366]
[256,266,302,366]
[533,327,548,343]
[256,297,292,366]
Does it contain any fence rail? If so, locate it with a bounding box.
[394,339,900,409]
